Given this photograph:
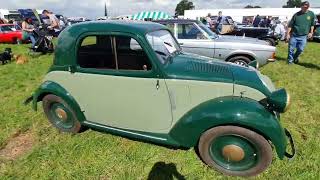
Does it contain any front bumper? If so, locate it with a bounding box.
[313,36,320,41]
[267,58,276,62]
[284,128,296,160]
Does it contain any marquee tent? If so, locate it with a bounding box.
[131,11,171,20]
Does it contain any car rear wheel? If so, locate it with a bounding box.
[42,94,81,133]
[197,126,272,177]
[263,38,276,46]
[228,56,251,66]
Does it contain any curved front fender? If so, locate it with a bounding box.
[31,81,86,122]
[169,96,287,159]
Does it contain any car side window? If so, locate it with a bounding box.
[177,24,207,40]
[115,36,152,71]
[78,35,116,69]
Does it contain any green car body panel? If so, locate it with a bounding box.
[169,96,287,159]
[32,81,87,123]
[29,21,293,161]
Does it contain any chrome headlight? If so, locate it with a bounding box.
[267,88,290,113]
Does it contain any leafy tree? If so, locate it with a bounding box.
[244,5,261,8]
[283,0,302,8]
[175,0,195,16]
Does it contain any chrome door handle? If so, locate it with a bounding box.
[156,80,160,90]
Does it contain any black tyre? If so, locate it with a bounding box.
[228,56,251,66]
[264,38,276,46]
[42,94,81,133]
[197,126,272,177]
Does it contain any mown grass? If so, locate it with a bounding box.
[0,41,320,179]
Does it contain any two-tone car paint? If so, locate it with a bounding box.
[27,21,294,176]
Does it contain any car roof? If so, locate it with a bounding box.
[65,20,167,36]
[153,19,198,24]
[55,20,168,66]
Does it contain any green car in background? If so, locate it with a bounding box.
[26,21,295,177]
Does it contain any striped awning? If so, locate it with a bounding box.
[131,11,171,20]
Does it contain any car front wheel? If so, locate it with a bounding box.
[227,56,251,66]
[42,94,82,133]
[263,38,276,46]
[197,126,272,177]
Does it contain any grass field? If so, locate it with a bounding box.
[0,41,319,179]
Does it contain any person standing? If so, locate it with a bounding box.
[286,1,315,64]
[21,18,36,48]
[253,15,261,27]
[206,13,212,28]
[42,10,61,36]
[215,11,225,34]
[275,20,286,40]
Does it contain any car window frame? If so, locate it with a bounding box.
[176,22,210,40]
[75,31,160,78]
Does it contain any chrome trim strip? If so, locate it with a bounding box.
[83,121,167,141]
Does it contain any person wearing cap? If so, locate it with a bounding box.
[286,1,315,64]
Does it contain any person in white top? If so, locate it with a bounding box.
[275,20,286,41]
[42,10,61,36]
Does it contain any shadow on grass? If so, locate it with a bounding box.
[276,56,287,61]
[296,62,320,70]
[147,162,186,180]
[276,56,320,70]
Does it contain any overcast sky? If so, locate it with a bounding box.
[1,0,320,19]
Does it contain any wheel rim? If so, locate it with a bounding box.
[234,60,248,66]
[209,135,259,171]
[266,40,273,46]
[48,103,74,129]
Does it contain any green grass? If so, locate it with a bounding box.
[0,42,320,179]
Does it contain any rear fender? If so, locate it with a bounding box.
[31,81,86,122]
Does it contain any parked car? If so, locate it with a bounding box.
[209,16,280,46]
[26,21,295,177]
[227,25,281,46]
[0,24,23,44]
[313,24,320,42]
[154,19,276,66]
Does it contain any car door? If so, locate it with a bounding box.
[0,25,15,43]
[0,28,3,43]
[0,27,8,43]
[176,23,215,58]
[66,34,173,133]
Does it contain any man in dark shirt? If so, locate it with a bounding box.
[287,1,315,64]
[253,15,261,27]
[215,11,225,34]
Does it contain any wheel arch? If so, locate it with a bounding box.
[169,96,287,159]
[32,81,86,122]
[226,52,256,62]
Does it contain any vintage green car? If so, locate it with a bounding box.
[26,21,295,177]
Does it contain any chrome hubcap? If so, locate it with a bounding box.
[234,60,247,66]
